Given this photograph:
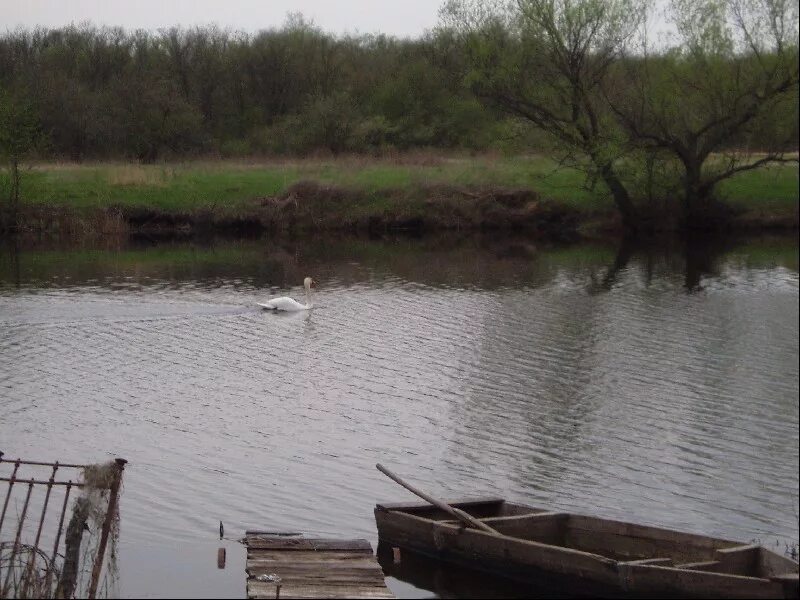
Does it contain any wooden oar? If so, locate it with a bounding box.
[376,463,499,535]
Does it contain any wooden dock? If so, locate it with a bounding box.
[244,532,394,599]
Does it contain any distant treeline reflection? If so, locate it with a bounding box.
[1,233,796,294]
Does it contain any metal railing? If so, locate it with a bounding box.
[0,452,126,599]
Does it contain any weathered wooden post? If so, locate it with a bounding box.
[87,458,127,600]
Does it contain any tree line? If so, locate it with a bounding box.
[0,1,798,230]
[0,16,502,162]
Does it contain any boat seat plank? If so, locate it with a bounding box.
[718,544,762,554]
[480,511,566,523]
[675,560,723,571]
[439,511,558,526]
[439,512,567,525]
[619,558,674,566]
[246,530,303,536]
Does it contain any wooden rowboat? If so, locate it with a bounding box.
[374,498,799,599]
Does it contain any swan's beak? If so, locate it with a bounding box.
[310,279,316,288]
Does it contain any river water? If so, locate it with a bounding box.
[0,233,798,598]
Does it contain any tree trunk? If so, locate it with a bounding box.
[682,159,718,229]
[10,157,20,231]
[682,159,698,226]
[598,162,638,231]
[56,497,90,599]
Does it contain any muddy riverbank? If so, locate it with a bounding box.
[5,180,798,241]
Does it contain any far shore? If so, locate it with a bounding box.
[2,155,798,238]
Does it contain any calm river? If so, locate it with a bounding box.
[1,233,798,598]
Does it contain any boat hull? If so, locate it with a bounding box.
[374,498,799,599]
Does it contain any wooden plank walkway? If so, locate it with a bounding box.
[244,532,394,599]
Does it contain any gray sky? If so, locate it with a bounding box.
[4,0,444,38]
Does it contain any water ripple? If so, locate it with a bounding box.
[0,240,798,597]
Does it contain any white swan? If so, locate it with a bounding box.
[258,277,315,312]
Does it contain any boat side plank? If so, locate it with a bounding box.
[430,522,619,586]
[620,564,786,599]
[565,515,737,563]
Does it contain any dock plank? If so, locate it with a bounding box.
[246,537,373,552]
[248,552,377,562]
[246,558,375,573]
[245,534,393,599]
[248,570,386,584]
[249,582,394,599]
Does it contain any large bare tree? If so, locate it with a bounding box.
[441,0,647,229]
[441,0,798,230]
[609,0,799,225]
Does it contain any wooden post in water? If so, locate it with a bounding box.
[87,458,127,600]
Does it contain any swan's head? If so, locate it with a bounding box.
[304,277,315,291]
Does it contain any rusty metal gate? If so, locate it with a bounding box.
[0,452,126,599]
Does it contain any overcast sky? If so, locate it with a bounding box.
[4,0,444,38]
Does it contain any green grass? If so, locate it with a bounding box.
[8,156,600,213]
[720,164,800,211]
[4,155,797,218]
[14,164,297,213]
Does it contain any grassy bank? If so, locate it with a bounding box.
[3,155,798,236]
